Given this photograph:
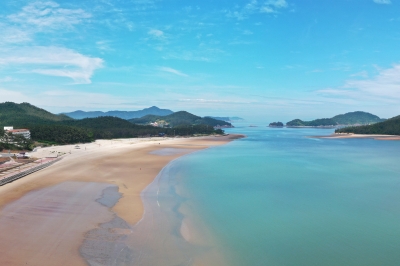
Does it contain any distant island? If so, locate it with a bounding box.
[207,116,244,122]
[269,122,284,127]
[63,106,174,120]
[286,111,385,127]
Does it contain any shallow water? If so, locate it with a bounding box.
[158,127,400,266]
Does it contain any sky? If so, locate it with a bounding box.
[0,0,400,122]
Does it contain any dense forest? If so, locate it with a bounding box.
[336,115,400,135]
[286,111,385,127]
[129,111,232,127]
[0,102,225,148]
[286,118,337,127]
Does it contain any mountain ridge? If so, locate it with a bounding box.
[63,106,174,120]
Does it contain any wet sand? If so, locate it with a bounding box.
[311,133,400,141]
[0,135,243,266]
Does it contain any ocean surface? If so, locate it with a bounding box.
[137,126,400,266]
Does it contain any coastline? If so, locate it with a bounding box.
[0,134,243,265]
[311,133,400,141]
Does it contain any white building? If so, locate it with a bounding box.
[4,126,31,139]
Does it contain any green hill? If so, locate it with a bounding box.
[286,111,384,127]
[332,111,384,125]
[336,115,400,135]
[129,111,232,127]
[0,102,72,127]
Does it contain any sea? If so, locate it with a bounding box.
[134,125,400,266]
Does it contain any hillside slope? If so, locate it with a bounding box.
[0,102,72,127]
[336,115,400,135]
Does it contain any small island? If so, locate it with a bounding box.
[269,122,284,127]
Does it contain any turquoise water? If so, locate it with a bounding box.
[167,127,400,266]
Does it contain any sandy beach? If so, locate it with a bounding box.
[311,133,400,141]
[0,135,242,266]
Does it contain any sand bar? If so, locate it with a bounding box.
[0,134,243,266]
[311,133,400,141]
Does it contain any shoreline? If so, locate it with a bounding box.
[311,133,400,141]
[0,134,244,265]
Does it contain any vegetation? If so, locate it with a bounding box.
[286,111,384,127]
[286,118,337,127]
[336,115,400,135]
[0,132,33,150]
[129,111,232,127]
[269,122,284,127]
[30,125,92,144]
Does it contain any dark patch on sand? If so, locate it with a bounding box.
[80,186,135,266]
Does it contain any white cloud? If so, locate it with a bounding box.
[96,40,114,52]
[159,67,188,77]
[0,46,103,84]
[318,64,400,100]
[226,0,289,19]
[0,77,14,83]
[373,0,391,4]
[148,29,164,39]
[267,0,288,8]
[7,1,91,30]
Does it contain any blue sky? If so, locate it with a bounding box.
[0,0,399,122]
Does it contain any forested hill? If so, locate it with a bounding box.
[129,111,232,127]
[63,106,173,119]
[0,102,72,127]
[335,115,400,135]
[332,111,384,125]
[286,111,384,127]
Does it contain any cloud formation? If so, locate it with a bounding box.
[318,64,400,101]
[226,0,289,19]
[0,46,103,84]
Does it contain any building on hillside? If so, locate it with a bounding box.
[4,126,31,139]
